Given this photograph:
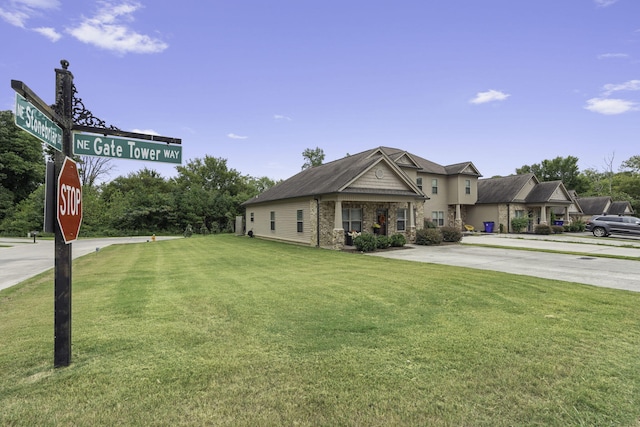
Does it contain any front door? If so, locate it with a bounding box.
[376,209,388,236]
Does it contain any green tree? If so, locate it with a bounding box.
[100,168,176,233]
[0,185,45,235]
[620,155,640,174]
[516,155,587,192]
[0,110,45,221]
[174,156,251,233]
[301,147,325,170]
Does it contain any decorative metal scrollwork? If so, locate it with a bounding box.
[71,84,120,130]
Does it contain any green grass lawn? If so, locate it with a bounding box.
[1,235,639,426]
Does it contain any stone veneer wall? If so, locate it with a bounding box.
[309,199,318,246]
[318,201,336,248]
[498,203,528,233]
[319,200,420,249]
[446,205,469,230]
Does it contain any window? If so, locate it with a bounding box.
[416,177,423,190]
[515,210,526,218]
[296,209,303,232]
[342,208,362,232]
[270,211,275,231]
[432,179,438,194]
[465,179,471,195]
[250,212,254,222]
[432,211,444,226]
[397,209,407,231]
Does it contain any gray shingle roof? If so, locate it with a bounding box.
[577,196,611,215]
[608,201,634,215]
[525,181,569,204]
[476,174,536,204]
[242,146,477,206]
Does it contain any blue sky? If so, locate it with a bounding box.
[1,0,639,183]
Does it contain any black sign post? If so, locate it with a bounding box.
[12,60,182,368]
[53,61,74,367]
[12,61,74,367]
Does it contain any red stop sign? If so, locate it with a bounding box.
[57,157,83,244]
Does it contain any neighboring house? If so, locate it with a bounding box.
[552,189,583,223]
[576,196,612,218]
[467,174,573,233]
[608,201,634,215]
[576,196,634,219]
[241,147,481,249]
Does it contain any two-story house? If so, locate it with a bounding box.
[241,147,481,249]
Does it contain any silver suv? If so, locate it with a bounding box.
[585,215,640,237]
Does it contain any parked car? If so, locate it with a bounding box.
[585,215,640,237]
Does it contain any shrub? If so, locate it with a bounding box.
[534,224,552,235]
[415,228,443,245]
[511,217,529,233]
[424,220,437,229]
[441,226,463,242]
[390,233,406,247]
[376,235,390,249]
[551,225,564,234]
[568,220,586,232]
[353,233,377,252]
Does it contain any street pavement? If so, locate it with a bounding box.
[368,232,640,293]
[0,236,179,292]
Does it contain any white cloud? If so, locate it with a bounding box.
[67,2,168,54]
[274,114,292,121]
[0,8,28,27]
[131,128,160,135]
[597,53,629,60]
[602,80,640,96]
[227,133,248,140]
[594,0,619,7]
[584,98,638,115]
[469,89,510,105]
[33,26,61,41]
[0,0,59,29]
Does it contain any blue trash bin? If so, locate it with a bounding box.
[483,221,495,233]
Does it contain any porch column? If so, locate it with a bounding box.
[455,204,462,228]
[565,206,569,223]
[408,202,415,228]
[407,201,417,243]
[540,205,547,224]
[334,200,342,229]
[332,200,344,249]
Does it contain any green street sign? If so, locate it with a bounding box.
[14,93,63,151]
[73,133,182,164]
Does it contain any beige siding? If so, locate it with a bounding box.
[465,204,499,231]
[350,163,408,190]
[246,198,313,245]
[515,179,536,200]
[550,187,569,202]
[446,176,477,205]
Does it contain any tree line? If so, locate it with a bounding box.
[1,108,639,237]
[0,110,276,236]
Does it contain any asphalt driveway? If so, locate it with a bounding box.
[368,233,640,293]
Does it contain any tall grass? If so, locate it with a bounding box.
[1,235,639,426]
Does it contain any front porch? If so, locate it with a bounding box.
[319,199,420,249]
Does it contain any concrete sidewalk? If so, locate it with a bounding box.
[462,232,640,258]
[369,233,640,293]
